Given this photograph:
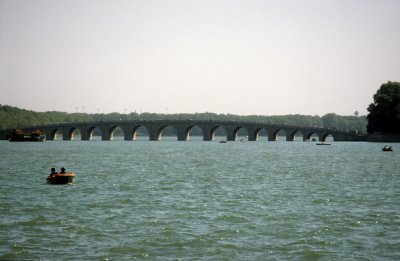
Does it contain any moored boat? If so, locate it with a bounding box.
[9,129,45,142]
[47,173,75,184]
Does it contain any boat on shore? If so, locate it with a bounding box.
[47,173,76,184]
[9,129,45,142]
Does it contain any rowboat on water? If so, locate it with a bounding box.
[47,173,75,184]
[382,146,393,152]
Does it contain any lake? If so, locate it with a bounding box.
[0,139,399,260]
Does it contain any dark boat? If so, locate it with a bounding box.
[9,129,45,142]
[316,142,331,145]
[47,173,76,184]
[382,146,393,152]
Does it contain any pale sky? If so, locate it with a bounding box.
[1,0,399,116]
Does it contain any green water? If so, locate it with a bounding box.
[0,140,399,260]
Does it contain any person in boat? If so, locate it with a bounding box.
[60,167,66,174]
[383,145,393,151]
[50,168,58,177]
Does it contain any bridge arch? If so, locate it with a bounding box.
[270,129,287,141]
[321,133,335,142]
[108,125,124,140]
[151,125,178,141]
[288,130,304,142]
[231,126,249,141]
[128,125,149,140]
[210,125,227,141]
[49,128,62,140]
[183,125,204,141]
[253,127,268,141]
[82,126,101,140]
[304,131,317,141]
[63,127,81,140]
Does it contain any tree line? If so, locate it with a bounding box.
[0,104,367,132]
[367,81,400,134]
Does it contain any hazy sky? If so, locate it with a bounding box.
[1,0,399,116]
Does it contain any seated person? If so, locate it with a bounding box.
[50,168,58,177]
[60,167,66,174]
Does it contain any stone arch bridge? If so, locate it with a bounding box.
[0,120,365,142]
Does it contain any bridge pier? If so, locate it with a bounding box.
[286,129,297,141]
[62,131,71,140]
[196,124,214,141]
[268,131,276,141]
[246,127,259,141]
[146,125,160,141]
[123,129,133,140]
[98,126,110,140]
[80,126,91,140]
[45,132,53,140]
[226,132,235,142]
[223,126,235,141]
[41,127,55,140]
[202,132,213,141]
[176,128,187,141]
[149,134,159,141]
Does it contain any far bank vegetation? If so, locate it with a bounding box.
[0,105,367,135]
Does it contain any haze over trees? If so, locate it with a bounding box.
[0,104,367,132]
[367,81,400,134]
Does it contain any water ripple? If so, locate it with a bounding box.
[0,141,399,260]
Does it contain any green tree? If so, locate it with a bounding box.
[367,81,400,133]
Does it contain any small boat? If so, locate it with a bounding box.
[316,142,331,145]
[219,140,227,143]
[9,129,45,142]
[47,173,76,184]
[382,146,393,152]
